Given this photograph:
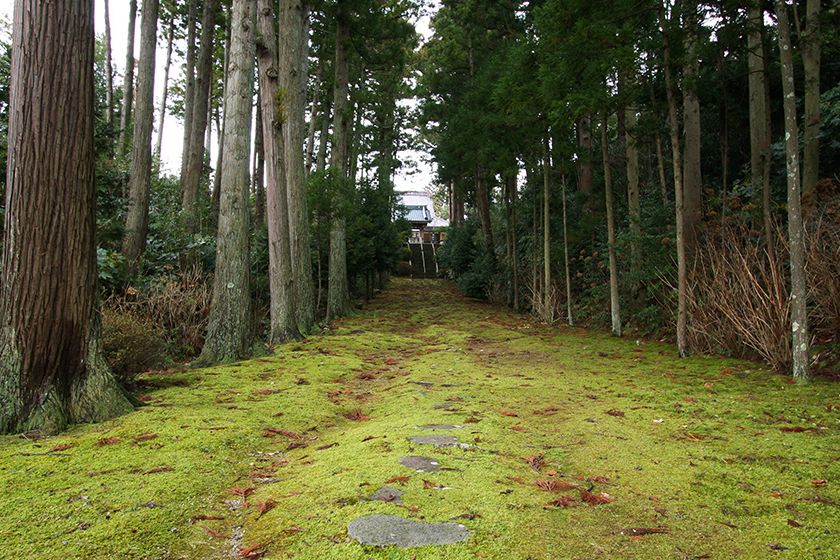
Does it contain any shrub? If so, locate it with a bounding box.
[101,309,169,383]
[107,266,212,359]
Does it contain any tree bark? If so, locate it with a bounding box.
[802,0,820,199]
[542,136,551,320]
[475,169,495,264]
[117,0,138,156]
[661,1,688,357]
[561,174,573,325]
[1,0,133,434]
[199,0,256,364]
[305,65,322,176]
[280,0,315,333]
[682,0,702,250]
[179,0,198,181]
[748,4,775,265]
[253,89,265,225]
[576,114,593,202]
[104,0,115,126]
[602,113,621,337]
[327,5,352,322]
[775,0,809,381]
[154,19,174,159]
[625,105,641,275]
[256,0,301,342]
[505,171,519,311]
[182,0,218,230]
[123,0,160,277]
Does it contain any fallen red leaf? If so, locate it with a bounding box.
[343,409,370,421]
[95,437,120,446]
[506,476,527,485]
[787,519,802,528]
[547,496,577,508]
[256,499,277,516]
[826,404,840,411]
[587,476,610,483]
[238,543,267,558]
[133,433,158,443]
[498,410,519,417]
[144,466,173,474]
[463,417,481,423]
[230,486,255,498]
[202,526,227,539]
[811,479,828,486]
[606,409,625,417]
[511,425,527,432]
[282,526,304,536]
[536,479,578,492]
[580,489,615,505]
[253,389,279,395]
[49,443,75,452]
[524,455,545,470]
[263,428,303,439]
[545,469,558,477]
[780,426,811,433]
[385,475,410,485]
[423,479,441,489]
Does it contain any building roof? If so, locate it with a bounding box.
[396,190,449,228]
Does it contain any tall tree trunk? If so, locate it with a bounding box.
[104,0,115,126]
[212,10,232,225]
[748,4,775,265]
[576,114,593,202]
[1,0,133,434]
[475,170,495,263]
[253,90,265,225]
[542,136,551,320]
[802,0,820,200]
[775,0,809,381]
[117,0,138,156]
[182,0,218,230]
[505,171,519,311]
[661,1,688,357]
[200,0,256,364]
[305,65,322,176]
[327,5,352,321]
[682,0,702,250]
[180,0,198,181]
[602,113,621,337]
[625,105,641,276]
[123,0,160,277]
[154,19,174,159]
[561,174,573,325]
[280,0,315,333]
[256,0,300,342]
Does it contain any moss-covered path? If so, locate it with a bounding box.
[2,279,839,559]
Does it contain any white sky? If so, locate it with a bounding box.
[0,1,435,193]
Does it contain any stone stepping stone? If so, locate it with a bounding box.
[409,435,470,449]
[433,402,456,410]
[348,514,470,548]
[368,486,403,504]
[399,455,441,472]
[417,424,462,430]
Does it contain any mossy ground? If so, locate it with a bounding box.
[1,278,838,559]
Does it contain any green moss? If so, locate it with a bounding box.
[1,278,838,559]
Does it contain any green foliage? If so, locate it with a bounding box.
[101,309,170,383]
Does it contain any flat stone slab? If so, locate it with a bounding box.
[399,455,441,472]
[433,402,456,410]
[368,486,403,504]
[409,435,470,449]
[348,514,470,548]
[417,424,463,430]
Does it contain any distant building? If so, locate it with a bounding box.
[396,190,449,245]
[395,190,449,278]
